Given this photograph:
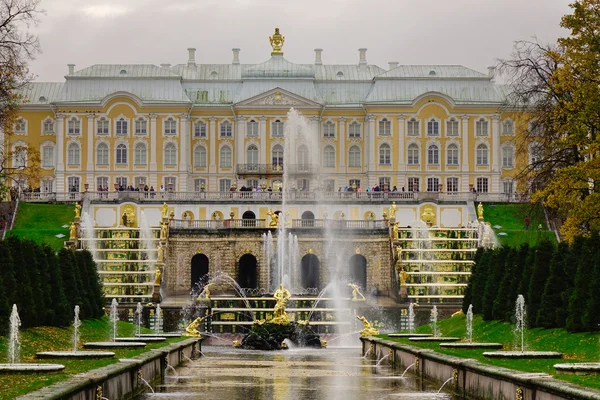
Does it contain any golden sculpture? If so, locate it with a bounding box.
[281,341,288,349]
[399,268,409,286]
[389,201,397,219]
[267,209,279,227]
[269,28,285,55]
[161,202,169,219]
[421,206,436,226]
[184,314,211,337]
[396,245,402,261]
[154,268,162,286]
[69,222,77,240]
[356,315,379,337]
[160,223,168,241]
[271,283,292,325]
[348,283,365,301]
[157,245,163,262]
[232,340,241,348]
[320,339,327,348]
[196,283,214,303]
[74,203,81,219]
[477,202,484,221]
[392,222,399,240]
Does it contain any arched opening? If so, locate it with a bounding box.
[301,210,315,227]
[301,254,320,290]
[238,254,258,289]
[242,210,256,227]
[348,254,367,290]
[191,254,209,292]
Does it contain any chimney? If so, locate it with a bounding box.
[488,66,496,82]
[160,63,171,70]
[232,48,240,65]
[358,48,367,68]
[314,48,323,65]
[187,48,196,66]
[67,64,75,74]
[388,61,399,70]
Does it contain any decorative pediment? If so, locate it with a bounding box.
[236,88,321,108]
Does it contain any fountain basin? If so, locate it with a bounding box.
[0,363,65,373]
[84,341,146,349]
[36,351,115,359]
[137,333,183,338]
[116,337,166,343]
[554,363,600,375]
[409,337,460,342]
[389,333,433,338]
[483,351,563,359]
[440,342,503,349]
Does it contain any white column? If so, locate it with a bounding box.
[235,116,245,187]
[367,114,376,186]
[491,114,501,193]
[149,113,158,188]
[338,117,346,169]
[179,114,189,191]
[55,113,65,192]
[259,116,267,163]
[209,117,216,173]
[461,115,470,192]
[86,113,95,187]
[397,114,406,189]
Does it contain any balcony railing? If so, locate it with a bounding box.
[19,191,529,204]
[169,218,388,230]
[236,164,284,175]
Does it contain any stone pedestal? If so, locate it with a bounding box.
[400,285,408,301]
[152,284,162,303]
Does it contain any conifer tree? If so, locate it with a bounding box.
[567,235,597,331]
[506,244,531,322]
[557,237,582,327]
[536,242,568,328]
[493,247,517,321]
[21,239,45,324]
[471,249,491,314]
[0,240,16,307]
[44,245,70,326]
[462,247,484,313]
[582,232,600,331]
[482,247,507,321]
[58,248,82,314]
[527,240,555,328]
[6,237,37,328]
[0,266,11,330]
[80,250,105,317]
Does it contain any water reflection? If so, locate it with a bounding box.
[143,346,456,400]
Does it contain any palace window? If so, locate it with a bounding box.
[297,145,310,169]
[379,143,391,165]
[447,144,459,165]
[407,143,419,165]
[68,117,81,135]
[446,177,459,192]
[446,118,459,136]
[407,118,420,136]
[164,177,177,191]
[42,144,54,168]
[323,145,335,167]
[164,143,177,165]
[349,122,361,138]
[477,177,489,193]
[503,180,514,194]
[502,145,514,168]
[247,144,259,165]
[116,177,128,189]
[220,121,232,137]
[272,120,284,137]
[96,143,109,165]
[408,177,420,192]
[476,144,489,165]
[97,117,109,135]
[134,177,147,189]
[219,179,232,192]
[220,146,232,168]
[272,144,283,166]
[427,177,440,192]
[427,144,439,165]
[379,177,391,191]
[164,117,177,135]
[43,119,55,134]
[135,118,147,135]
[323,121,335,138]
[97,177,109,191]
[194,145,207,168]
[67,177,80,192]
[379,118,391,136]
[476,118,489,136]
[194,178,206,192]
[116,143,127,165]
[247,120,259,137]
[67,142,80,165]
[502,120,514,135]
[194,121,207,137]
[116,117,128,136]
[134,143,147,165]
[427,118,439,136]
[348,145,361,167]
[14,118,26,134]
[323,179,335,191]
[349,179,361,190]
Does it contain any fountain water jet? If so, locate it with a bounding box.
[440,304,502,349]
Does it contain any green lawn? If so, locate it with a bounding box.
[8,203,74,250]
[483,203,557,246]
[0,317,187,399]
[381,314,600,390]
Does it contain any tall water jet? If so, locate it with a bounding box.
[110,299,118,341]
[139,211,154,262]
[72,305,81,352]
[135,302,143,336]
[155,304,162,334]
[408,303,415,334]
[80,212,97,259]
[515,294,526,352]
[430,306,439,337]
[466,304,473,344]
[8,304,21,364]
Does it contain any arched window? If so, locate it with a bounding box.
[476,118,489,136]
[220,146,232,168]
[297,145,309,166]
[41,143,54,168]
[97,117,109,135]
[96,143,109,165]
[272,120,284,137]
[247,144,259,165]
[427,118,439,135]
[116,117,128,136]
[503,120,514,135]
[272,144,283,166]
[134,143,147,165]
[379,143,391,165]
[323,121,335,138]
[476,143,489,165]
[502,144,514,168]
[67,142,80,165]
[194,145,207,168]
[349,121,361,138]
[68,117,80,135]
[407,118,419,136]
[220,121,232,137]
[446,118,459,136]
[194,121,206,137]
[407,143,419,165]
[349,145,361,167]
[379,118,391,136]
[247,120,258,137]
[427,144,439,164]
[323,145,335,167]
[164,117,177,135]
[116,143,127,164]
[164,143,177,165]
[447,143,459,165]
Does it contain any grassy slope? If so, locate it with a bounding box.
[0,317,186,399]
[8,203,73,250]
[381,314,600,390]
[484,203,557,247]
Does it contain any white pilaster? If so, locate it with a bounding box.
[397,114,406,189]
[461,115,470,192]
[338,117,346,169]
[55,113,65,192]
[491,114,501,193]
[149,113,158,188]
[179,113,189,191]
[235,116,245,187]
[86,113,95,188]
[209,117,216,173]
[366,114,376,186]
[259,116,267,163]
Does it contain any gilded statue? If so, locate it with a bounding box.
[69,222,77,240]
[356,315,379,337]
[232,340,241,348]
[184,315,210,337]
[154,268,162,286]
[396,245,402,261]
[477,202,484,221]
[399,268,409,286]
[392,222,399,241]
[348,283,365,301]
[74,203,81,219]
[389,201,397,219]
[161,202,169,219]
[157,245,163,262]
[196,283,214,303]
[271,283,292,324]
[160,223,168,241]
[267,209,279,228]
[269,28,285,55]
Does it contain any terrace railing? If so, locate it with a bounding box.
[169,218,388,230]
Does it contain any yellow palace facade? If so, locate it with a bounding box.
[7,30,526,197]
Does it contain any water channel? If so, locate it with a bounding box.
[140,346,456,399]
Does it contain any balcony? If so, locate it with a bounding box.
[236,164,284,175]
[169,218,388,230]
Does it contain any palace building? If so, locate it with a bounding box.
[6,28,525,198]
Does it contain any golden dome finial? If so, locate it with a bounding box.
[269,27,285,56]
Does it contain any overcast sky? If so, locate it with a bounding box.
[29,0,571,82]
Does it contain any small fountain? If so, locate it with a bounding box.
[0,304,66,372]
[408,306,460,343]
[484,295,563,359]
[155,304,163,335]
[388,303,433,338]
[84,300,147,349]
[440,304,502,349]
[37,305,115,359]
